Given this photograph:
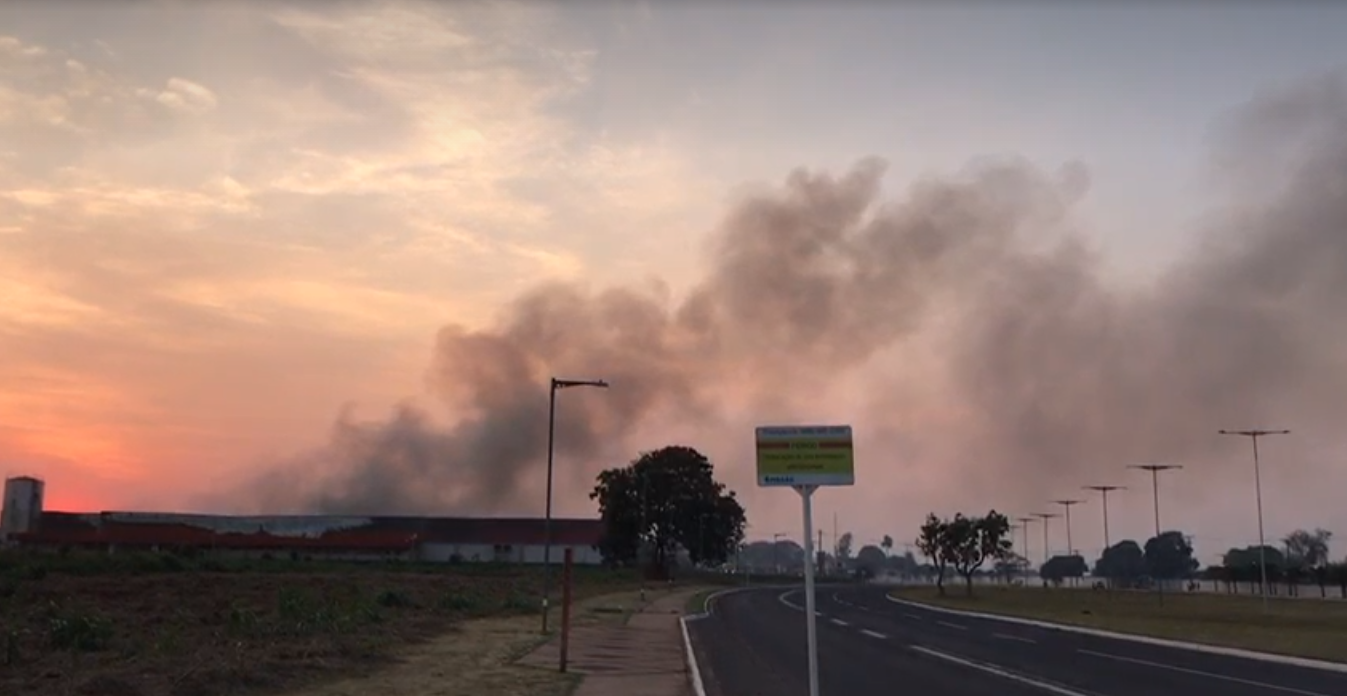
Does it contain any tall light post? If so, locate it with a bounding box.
[1129,464,1182,603]
[1084,485,1125,586]
[1016,516,1036,583]
[1052,499,1084,586]
[1052,499,1084,556]
[541,377,608,633]
[1219,428,1291,613]
[1032,512,1060,565]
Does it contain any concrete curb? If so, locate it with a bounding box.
[885,594,1347,674]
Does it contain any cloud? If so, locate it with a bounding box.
[1,2,706,509]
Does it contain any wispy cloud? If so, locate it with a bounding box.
[0,2,706,508]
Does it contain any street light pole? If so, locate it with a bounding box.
[1032,512,1059,565]
[1084,485,1124,587]
[1052,499,1084,586]
[1219,428,1290,613]
[542,377,609,634]
[1052,500,1084,556]
[1129,464,1182,603]
[1016,516,1035,584]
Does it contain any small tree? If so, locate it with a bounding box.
[881,534,894,556]
[945,511,1013,596]
[916,515,950,595]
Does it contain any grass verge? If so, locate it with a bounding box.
[889,585,1347,663]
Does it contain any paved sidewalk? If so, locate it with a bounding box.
[519,588,698,696]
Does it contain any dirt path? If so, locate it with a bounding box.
[281,590,652,696]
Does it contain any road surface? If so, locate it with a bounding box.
[685,585,1347,696]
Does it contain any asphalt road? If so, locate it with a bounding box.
[685,585,1347,696]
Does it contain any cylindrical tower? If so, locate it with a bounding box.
[1,476,45,539]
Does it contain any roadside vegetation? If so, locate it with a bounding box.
[889,584,1347,663]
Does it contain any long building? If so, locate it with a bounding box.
[0,476,605,565]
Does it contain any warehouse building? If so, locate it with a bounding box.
[0,476,605,564]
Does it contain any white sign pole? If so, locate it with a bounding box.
[797,483,820,696]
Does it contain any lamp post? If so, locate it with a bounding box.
[541,377,608,634]
[1052,499,1084,586]
[1219,428,1291,613]
[1129,464,1182,603]
[1032,512,1060,566]
[1084,485,1125,588]
[1016,516,1036,584]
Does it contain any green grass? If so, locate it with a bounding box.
[890,585,1347,663]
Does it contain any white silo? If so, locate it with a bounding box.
[1,476,45,540]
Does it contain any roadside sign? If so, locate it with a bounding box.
[755,425,854,487]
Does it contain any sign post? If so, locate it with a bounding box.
[756,425,855,696]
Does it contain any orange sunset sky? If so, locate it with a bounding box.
[5,1,1347,566]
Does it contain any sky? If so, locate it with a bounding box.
[3,0,1347,566]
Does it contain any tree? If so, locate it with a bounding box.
[918,510,1012,597]
[590,445,746,576]
[881,535,894,556]
[1143,531,1198,580]
[855,544,887,577]
[837,532,854,562]
[1094,540,1146,586]
[945,511,1013,596]
[1284,529,1333,569]
[916,514,950,595]
[1040,555,1089,585]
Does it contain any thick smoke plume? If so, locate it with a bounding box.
[250,72,1347,519]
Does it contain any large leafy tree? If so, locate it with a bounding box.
[590,445,746,574]
[1143,530,1199,580]
[1094,540,1146,585]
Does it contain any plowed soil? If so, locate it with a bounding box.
[0,554,637,696]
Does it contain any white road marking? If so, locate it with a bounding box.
[938,620,969,630]
[994,633,1037,644]
[830,618,849,627]
[860,629,888,639]
[1078,649,1331,696]
[910,646,1093,696]
[775,591,824,617]
[904,613,923,620]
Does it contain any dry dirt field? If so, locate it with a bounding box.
[0,551,641,696]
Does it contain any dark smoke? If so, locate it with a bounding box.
[248,71,1347,518]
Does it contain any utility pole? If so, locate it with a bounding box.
[1129,464,1182,603]
[1219,428,1291,614]
[1033,512,1060,566]
[1084,485,1125,588]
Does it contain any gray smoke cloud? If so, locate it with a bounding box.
[244,71,1347,519]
